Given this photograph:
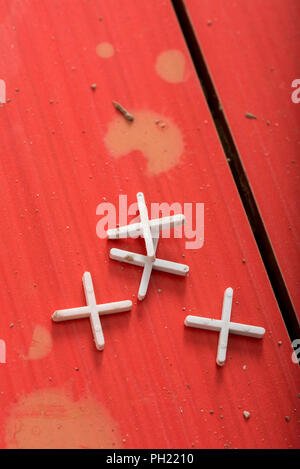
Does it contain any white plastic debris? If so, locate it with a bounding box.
[184,287,265,366]
[52,272,132,350]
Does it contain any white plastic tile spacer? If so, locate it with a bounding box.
[136,192,155,261]
[52,272,132,350]
[110,233,189,300]
[106,192,185,246]
[184,287,265,366]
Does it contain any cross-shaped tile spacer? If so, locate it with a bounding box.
[184,287,265,366]
[106,192,185,261]
[110,233,189,300]
[52,272,132,350]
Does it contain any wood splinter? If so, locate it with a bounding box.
[112,100,134,121]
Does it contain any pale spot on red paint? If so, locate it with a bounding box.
[25,325,52,360]
[5,389,121,449]
[104,110,184,174]
[155,50,186,83]
[96,42,114,58]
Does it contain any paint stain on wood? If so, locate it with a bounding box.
[96,42,114,58]
[24,325,53,360]
[104,110,184,174]
[155,50,186,83]
[5,389,121,449]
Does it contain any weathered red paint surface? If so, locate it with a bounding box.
[0,0,299,449]
[184,0,300,316]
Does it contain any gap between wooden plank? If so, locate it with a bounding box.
[171,0,300,344]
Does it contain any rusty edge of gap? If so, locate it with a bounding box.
[171,0,300,345]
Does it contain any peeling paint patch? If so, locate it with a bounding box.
[25,325,53,360]
[96,42,114,58]
[5,389,122,449]
[104,110,184,174]
[155,50,186,83]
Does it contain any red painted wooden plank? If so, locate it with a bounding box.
[0,0,299,449]
[184,0,300,316]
